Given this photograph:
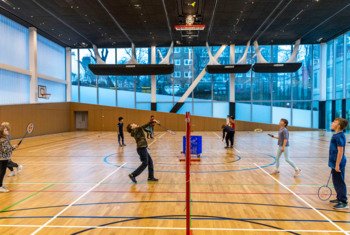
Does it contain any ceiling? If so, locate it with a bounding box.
[1,0,349,48]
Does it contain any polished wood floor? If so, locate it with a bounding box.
[1,130,350,235]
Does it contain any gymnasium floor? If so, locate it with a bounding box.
[1,130,350,234]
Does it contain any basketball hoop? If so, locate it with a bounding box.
[38,85,51,99]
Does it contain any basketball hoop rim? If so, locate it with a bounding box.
[42,93,51,99]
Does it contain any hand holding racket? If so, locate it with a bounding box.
[17,123,34,146]
[318,172,332,201]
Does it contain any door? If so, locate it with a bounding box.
[75,111,88,130]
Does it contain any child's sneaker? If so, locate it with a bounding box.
[0,187,9,193]
[270,169,280,175]
[7,171,16,177]
[330,199,340,204]
[17,165,23,172]
[333,202,349,210]
[294,168,302,177]
[128,174,137,183]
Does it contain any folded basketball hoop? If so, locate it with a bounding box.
[174,24,205,31]
[42,93,51,99]
[38,85,51,99]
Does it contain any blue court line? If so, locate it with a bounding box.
[103,153,275,173]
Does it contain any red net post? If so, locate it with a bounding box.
[185,112,192,235]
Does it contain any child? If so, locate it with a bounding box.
[329,118,348,210]
[228,116,236,145]
[7,160,23,177]
[127,120,159,183]
[270,118,301,177]
[0,122,17,192]
[147,115,156,139]
[117,117,126,147]
[222,124,234,148]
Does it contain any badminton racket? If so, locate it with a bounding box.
[318,172,332,201]
[17,123,34,146]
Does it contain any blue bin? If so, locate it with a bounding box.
[182,136,202,155]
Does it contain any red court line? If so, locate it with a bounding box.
[8,189,323,196]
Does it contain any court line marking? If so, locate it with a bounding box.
[0,224,346,233]
[30,162,127,235]
[0,189,343,196]
[254,163,349,235]
[149,132,166,147]
[0,184,54,212]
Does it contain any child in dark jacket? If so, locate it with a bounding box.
[222,124,234,148]
[127,120,159,183]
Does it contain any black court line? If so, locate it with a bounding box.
[103,153,275,173]
[1,200,348,215]
[69,214,301,235]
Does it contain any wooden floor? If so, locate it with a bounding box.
[1,130,350,235]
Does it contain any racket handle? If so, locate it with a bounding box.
[18,139,23,146]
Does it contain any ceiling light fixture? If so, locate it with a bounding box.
[185,15,195,25]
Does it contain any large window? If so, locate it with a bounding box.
[313,45,321,100]
[0,14,29,69]
[292,102,312,128]
[79,49,97,104]
[294,45,312,101]
[70,41,329,124]
[346,32,350,98]
[326,41,334,100]
[235,46,251,101]
[71,49,79,102]
[346,99,350,131]
[334,36,344,99]
[0,13,66,105]
[37,34,65,80]
[252,45,271,101]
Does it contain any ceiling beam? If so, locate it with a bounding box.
[31,0,94,46]
[96,0,133,45]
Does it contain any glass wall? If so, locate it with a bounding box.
[347,32,350,99]
[72,44,319,124]
[326,41,334,100]
[324,33,350,130]
[0,13,66,105]
[37,34,65,80]
[70,29,350,128]
[0,14,29,69]
[0,14,30,105]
